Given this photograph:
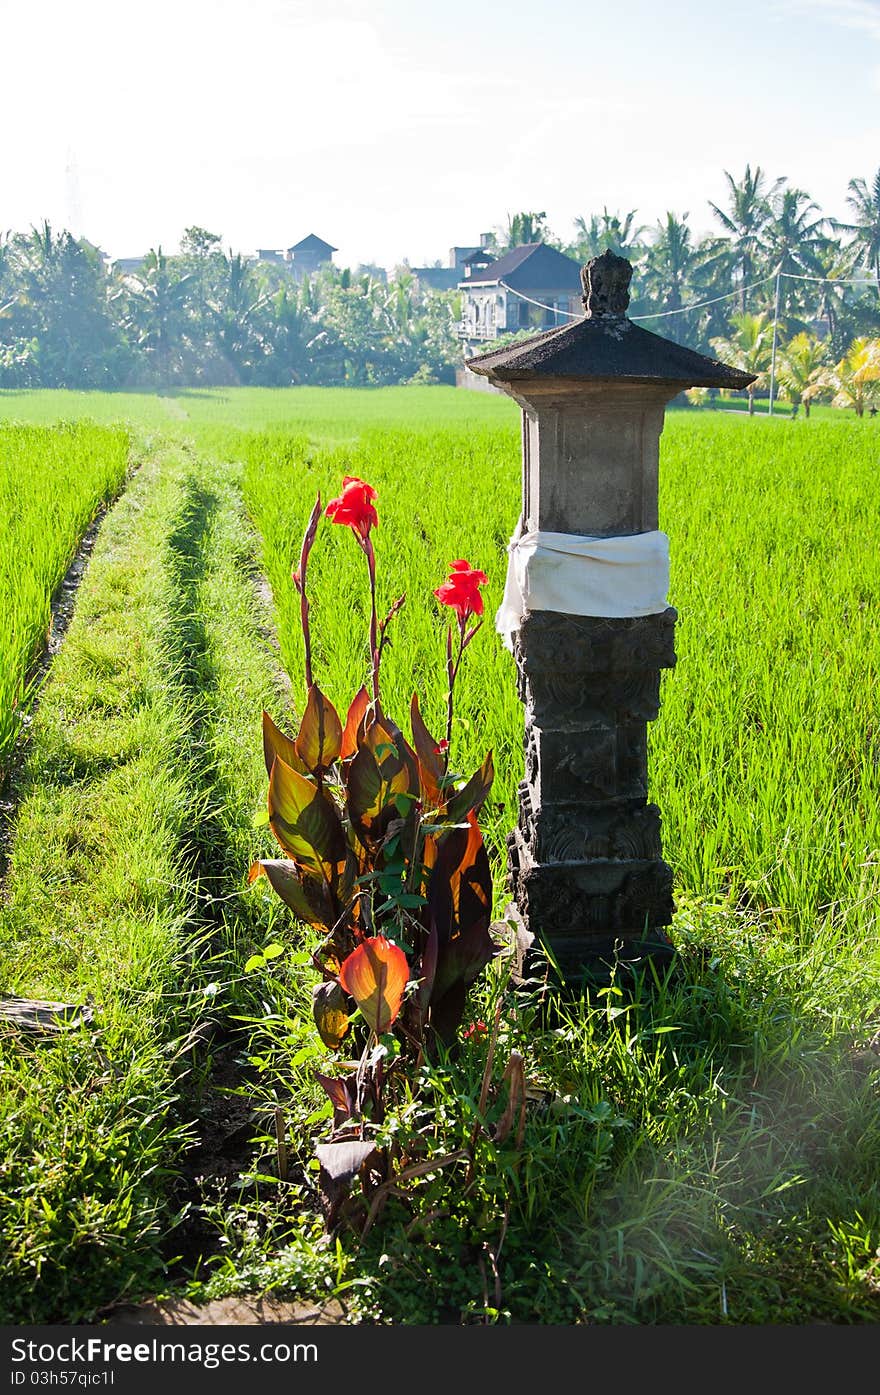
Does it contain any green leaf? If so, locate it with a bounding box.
[268,757,347,880]
[244,953,266,973]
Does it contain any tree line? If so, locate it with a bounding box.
[495,167,880,413]
[1,165,879,400]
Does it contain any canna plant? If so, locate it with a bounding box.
[249,474,497,1217]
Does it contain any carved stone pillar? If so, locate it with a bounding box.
[466,249,754,981]
[508,607,677,976]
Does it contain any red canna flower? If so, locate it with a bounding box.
[433,559,488,622]
[462,1020,488,1041]
[325,475,378,540]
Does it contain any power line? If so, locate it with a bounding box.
[498,280,580,319]
[495,268,879,327]
[778,271,880,286]
[632,276,776,320]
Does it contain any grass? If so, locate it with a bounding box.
[0,387,877,1325]
[0,422,129,776]
[0,440,285,1322]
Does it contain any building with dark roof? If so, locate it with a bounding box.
[458,241,582,348]
[256,234,337,280]
[411,235,494,293]
[288,234,337,279]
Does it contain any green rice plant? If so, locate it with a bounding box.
[655,416,880,938]
[0,422,129,776]
[1,389,878,1322]
[241,412,880,945]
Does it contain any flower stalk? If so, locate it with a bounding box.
[292,494,322,689]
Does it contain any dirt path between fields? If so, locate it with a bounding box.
[101,1296,349,1325]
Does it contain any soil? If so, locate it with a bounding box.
[102,1296,348,1325]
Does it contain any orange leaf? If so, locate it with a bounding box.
[410,693,444,805]
[339,936,409,1035]
[341,687,370,759]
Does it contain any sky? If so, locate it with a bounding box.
[1,0,878,270]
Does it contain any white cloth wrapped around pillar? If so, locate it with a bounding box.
[495,521,670,650]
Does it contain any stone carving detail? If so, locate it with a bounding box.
[513,608,677,678]
[512,857,674,938]
[511,605,677,977]
[581,249,633,318]
[516,792,663,865]
[521,669,663,725]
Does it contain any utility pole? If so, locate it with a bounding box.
[768,264,782,416]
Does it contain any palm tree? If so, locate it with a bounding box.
[207,253,270,380]
[569,213,605,261]
[639,212,696,342]
[710,310,774,414]
[765,187,827,321]
[835,170,880,300]
[569,209,647,263]
[261,284,319,384]
[818,337,880,417]
[120,248,192,387]
[497,211,552,252]
[704,165,786,311]
[10,221,125,386]
[807,238,851,353]
[599,208,646,260]
[776,331,829,417]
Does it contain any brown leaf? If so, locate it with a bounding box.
[445,750,494,823]
[493,1051,526,1146]
[248,858,334,929]
[410,693,444,805]
[315,1139,378,1183]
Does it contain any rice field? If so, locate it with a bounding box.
[0,386,878,1325]
[0,422,130,773]
[239,411,880,937]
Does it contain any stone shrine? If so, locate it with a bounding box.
[467,251,755,980]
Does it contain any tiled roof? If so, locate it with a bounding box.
[289,234,337,254]
[463,242,582,292]
[467,315,756,389]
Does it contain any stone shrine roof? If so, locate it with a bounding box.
[466,249,756,390]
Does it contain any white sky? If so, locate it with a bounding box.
[1,0,878,269]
